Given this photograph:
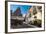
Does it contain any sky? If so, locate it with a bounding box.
[10,5,32,14]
